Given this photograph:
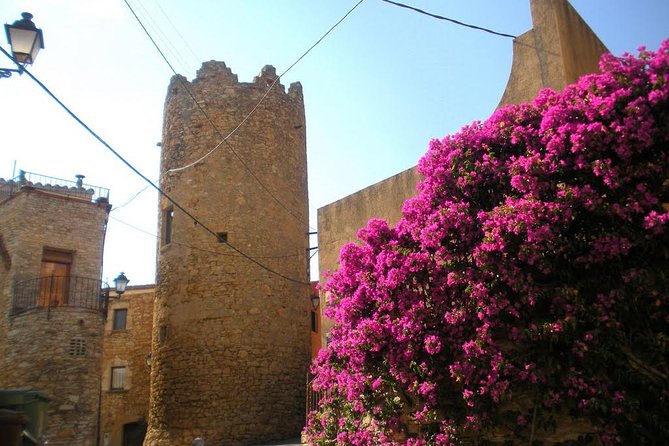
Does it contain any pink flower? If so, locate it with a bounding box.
[306,41,669,446]
[424,335,442,354]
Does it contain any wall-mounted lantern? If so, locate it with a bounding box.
[113,272,129,297]
[1,12,44,78]
[5,12,44,64]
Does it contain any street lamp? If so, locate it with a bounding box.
[1,12,44,78]
[113,272,129,297]
[311,294,320,310]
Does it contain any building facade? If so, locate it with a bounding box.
[0,172,111,446]
[99,285,155,446]
[0,2,621,445]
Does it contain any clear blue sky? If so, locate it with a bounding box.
[0,0,667,285]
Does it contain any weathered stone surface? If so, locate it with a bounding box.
[0,188,110,446]
[144,61,311,445]
[99,286,155,446]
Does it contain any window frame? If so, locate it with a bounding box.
[110,366,126,391]
[112,308,128,331]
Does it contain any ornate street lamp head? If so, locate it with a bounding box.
[5,12,44,65]
[113,272,129,296]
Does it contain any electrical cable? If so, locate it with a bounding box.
[0,44,309,285]
[152,0,202,70]
[111,215,305,259]
[167,0,367,173]
[309,248,319,261]
[123,0,318,232]
[380,0,517,39]
[110,185,150,212]
[122,0,185,88]
[129,0,194,74]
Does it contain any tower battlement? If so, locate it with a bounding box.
[170,61,303,99]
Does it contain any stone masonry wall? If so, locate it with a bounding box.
[100,286,155,446]
[4,309,104,446]
[145,62,311,445]
[0,188,110,446]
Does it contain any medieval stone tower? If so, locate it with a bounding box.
[144,62,311,445]
[0,174,111,446]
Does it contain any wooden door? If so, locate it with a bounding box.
[39,250,72,307]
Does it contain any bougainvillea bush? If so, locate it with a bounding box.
[306,42,669,445]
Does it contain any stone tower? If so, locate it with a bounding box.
[144,62,311,445]
[0,173,111,446]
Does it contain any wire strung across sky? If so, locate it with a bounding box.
[123,0,312,231]
[121,0,365,233]
[110,185,150,212]
[111,215,306,260]
[164,0,367,174]
[0,45,309,286]
[380,0,517,39]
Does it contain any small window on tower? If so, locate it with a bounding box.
[163,207,174,246]
[159,325,168,343]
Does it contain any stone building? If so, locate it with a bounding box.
[0,172,111,446]
[144,62,311,445]
[317,0,610,342]
[99,285,154,446]
[0,1,624,445]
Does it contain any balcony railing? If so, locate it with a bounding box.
[11,276,108,316]
[0,170,109,203]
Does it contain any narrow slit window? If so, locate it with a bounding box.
[159,325,168,343]
[163,207,174,245]
[311,310,318,332]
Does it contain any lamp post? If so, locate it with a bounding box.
[1,12,44,78]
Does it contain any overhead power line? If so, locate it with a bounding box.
[152,0,201,67]
[111,215,305,260]
[129,0,194,75]
[166,0,367,173]
[0,45,309,286]
[123,0,366,233]
[111,185,150,212]
[380,0,517,39]
[123,0,322,232]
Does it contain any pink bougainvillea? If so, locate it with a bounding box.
[306,42,669,445]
